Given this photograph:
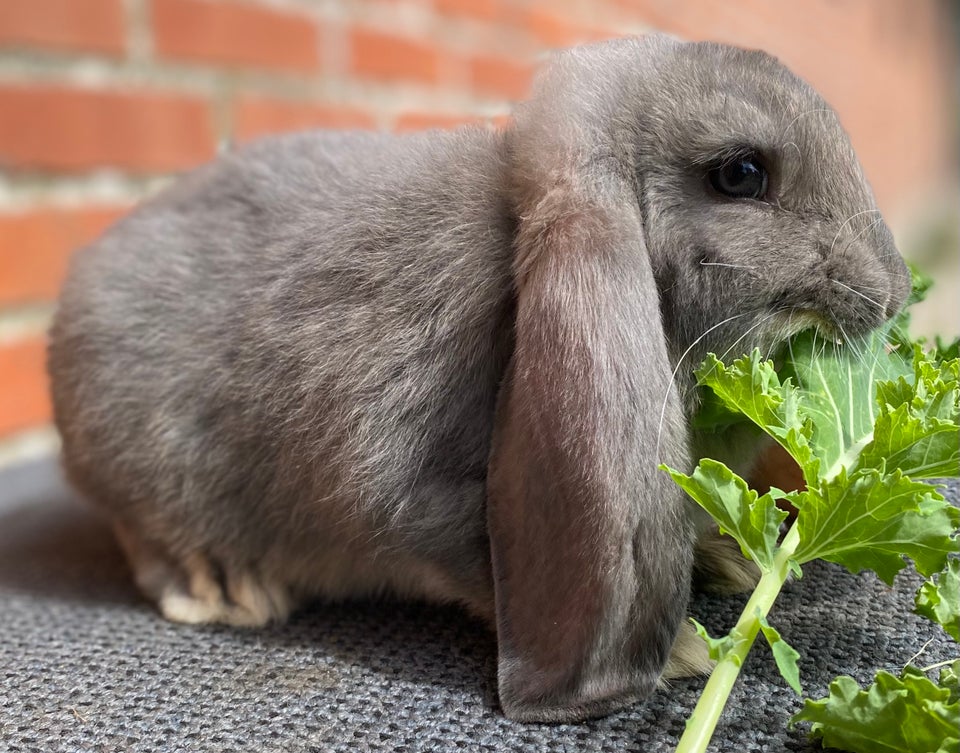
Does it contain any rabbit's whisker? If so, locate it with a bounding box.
[700,309,785,384]
[831,279,886,312]
[839,217,883,255]
[840,223,882,259]
[771,309,797,361]
[781,107,834,136]
[828,209,881,257]
[763,309,797,361]
[654,312,749,462]
[788,325,798,370]
[844,282,891,295]
[833,321,868,371]
[782,141,803,170]
[699,261,755,271]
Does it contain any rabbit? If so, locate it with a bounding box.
[47,35,911,723]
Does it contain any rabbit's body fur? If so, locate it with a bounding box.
[49,37,910,722]
[52,129,514,620]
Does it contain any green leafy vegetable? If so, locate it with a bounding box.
[757,614,802,694]
[915,559,960,641]
[695,351,818,484]
[791,469,957,583]
[668,299,960,753]
[781,329,913,478]
[940,661,959,704]
[662,459,787,571]
[792,665,960,753]
[689,618,737,664]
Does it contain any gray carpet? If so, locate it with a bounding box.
[0,457,956,753]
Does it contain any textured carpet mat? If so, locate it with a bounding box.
[1,457,956,752]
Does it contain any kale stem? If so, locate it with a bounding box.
[919,658,960,673]
[674,522,801,753]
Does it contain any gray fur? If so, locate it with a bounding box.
[48,36,910,723]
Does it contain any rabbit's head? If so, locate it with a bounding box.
[636,40,910,392]
[509,35,909,400]
[488,36,908,721]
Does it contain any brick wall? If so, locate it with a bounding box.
[0,0,957,455]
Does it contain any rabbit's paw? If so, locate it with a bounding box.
[160,554,291,627]
[661,619,714,680]
[693,526,762,595]
[114,524,291,627]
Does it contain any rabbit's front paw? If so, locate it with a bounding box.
[159,555,291,627]
[693,526,762,595]
[114,524,292,627]
[661,619,714,680]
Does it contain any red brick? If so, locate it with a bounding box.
[0,337,50,437]
[0,206,128,306]
[152,0,320,73]
[522,8,584,47]
[350,28,440,85]
[434,0,502,22]
[394,112,477,131]
[469,55,534,100]
[0,0,126,56]
[234,97,376,141]
[0,84,216,173]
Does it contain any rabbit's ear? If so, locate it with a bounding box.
[487,136,696,721]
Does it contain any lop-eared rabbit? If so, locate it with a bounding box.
[49,36,910,722]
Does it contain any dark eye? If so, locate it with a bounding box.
[708,155,769,200]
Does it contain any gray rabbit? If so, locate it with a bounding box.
[48,36,910,722]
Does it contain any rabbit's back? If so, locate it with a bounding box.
[49,128,516,607]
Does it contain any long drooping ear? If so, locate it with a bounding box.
[487,39,697,722]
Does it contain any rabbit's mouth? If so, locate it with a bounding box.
[768,308,877,354]
[805,313,846,345]
[765,308,836,347]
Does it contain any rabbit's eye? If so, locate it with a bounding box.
[708,156,768,200]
